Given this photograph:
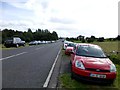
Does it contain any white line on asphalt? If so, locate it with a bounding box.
[0,52,27,61]
[35,47,43,50]
[43,47,62,88]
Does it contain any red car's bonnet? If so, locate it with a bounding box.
[75,56,113,70]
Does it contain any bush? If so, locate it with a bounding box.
[97,37,104,42]
[109,54,120,65]
[82,39,86,43]
[87,38,94,43]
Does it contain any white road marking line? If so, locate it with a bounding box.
[0,52,27,61]
[35,46,45,50]
[43,47,62,88]
[35,47,42,50]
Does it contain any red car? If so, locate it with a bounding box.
[65,47,74,55]
[65,43,76,55]
[70,43,116,84]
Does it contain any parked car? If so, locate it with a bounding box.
[63,41,68,50]
[4,37,25,48]
[63,40,72,50]
[65,43,76,55]
[37,41,42,44]
[29,41,38,45]
[70,43,116,84]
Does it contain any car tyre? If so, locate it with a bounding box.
[16,44,19,48]
[4,45,9,48]
[23,44,25,46]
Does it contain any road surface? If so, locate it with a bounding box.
[2,41,62,88]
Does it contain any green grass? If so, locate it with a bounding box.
[73,40,82,43]
[0,43,29,50]
[115,64,120,89]
[0,44,15,50]
[0,43,43,50]
[60,64,120,89]
[92,41,119,53]
[60,73,89,89]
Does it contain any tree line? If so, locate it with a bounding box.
[66,35,120,43]
[1,28,58,43]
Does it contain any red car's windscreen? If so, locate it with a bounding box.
[76,45,107,58]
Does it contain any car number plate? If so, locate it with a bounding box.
[90,74,106,78]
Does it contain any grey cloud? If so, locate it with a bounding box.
[49,17,75,24]
[0,22,27,27]
[38,0,50,10]
[41,1,48,9]
[55,26,78,31]
[1,0,28,3]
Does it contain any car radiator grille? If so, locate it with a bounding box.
[85,68,110,72]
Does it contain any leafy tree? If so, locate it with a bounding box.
[90,35,96,42]
[116,35,120,41]
[97,37,104,42]
[23,29,34,42]
[86,37,93,43]
[1,28,59,43]
[51,31,58,40]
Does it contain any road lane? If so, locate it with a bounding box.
[0,52,27,61]
[2,41,63,88]
[2,44,48,58]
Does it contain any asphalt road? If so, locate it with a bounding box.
[2,41,63,88]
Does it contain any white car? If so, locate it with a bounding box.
[63,41,72,50]
[29,41,38,45]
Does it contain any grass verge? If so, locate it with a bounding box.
[92,41,119,53]
[0,43,30,50]
[59,64,120,90]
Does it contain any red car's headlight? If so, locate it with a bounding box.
[110,64,116,72]
[75,60,85,70]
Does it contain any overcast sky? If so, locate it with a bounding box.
[0,0,119,38]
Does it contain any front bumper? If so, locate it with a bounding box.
[72,72,115,84]
[72,67,116,84]
[65,50,72,55]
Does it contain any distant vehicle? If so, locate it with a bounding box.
[42,41,47,44]
[70,43,116,84]
[4,37,25,48]
[51,41,55,43]
[37,41,42,44]
[65,43,76,55]
[63,40,72,50]
[62,40,64,42]
[29,41,38,45]
[46,41,51,44]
